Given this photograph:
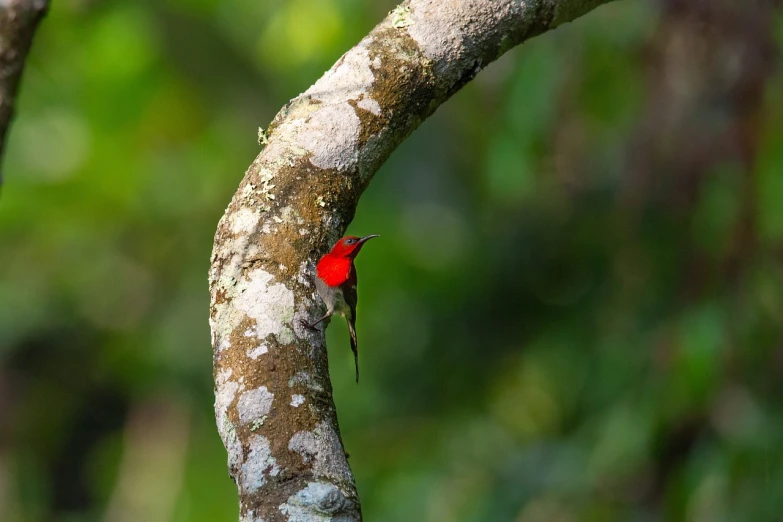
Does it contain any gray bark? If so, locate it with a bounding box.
[209,1,616,520]
[0,0,49,184]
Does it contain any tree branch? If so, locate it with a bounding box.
[0,0,49,183]
[209,1,616,520]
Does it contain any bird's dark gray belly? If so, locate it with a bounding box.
[331,290,351,317]
[315,278,351,318]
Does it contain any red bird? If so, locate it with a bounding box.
[306,234,379,383]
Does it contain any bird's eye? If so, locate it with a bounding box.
[346,238,356,245]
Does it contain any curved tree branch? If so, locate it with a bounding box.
[209,1,615,520]
[0,0,49,183]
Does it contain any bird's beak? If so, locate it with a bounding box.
[358,234,380,244]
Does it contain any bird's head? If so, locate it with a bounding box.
[327,235,380,259]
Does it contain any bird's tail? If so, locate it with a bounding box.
[346,317,359,383]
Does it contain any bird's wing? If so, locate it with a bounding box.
[343,266,359,383]
[343,266,358,315]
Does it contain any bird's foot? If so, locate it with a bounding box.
[297,318,319,331]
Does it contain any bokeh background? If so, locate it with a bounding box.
[2,0,783,521]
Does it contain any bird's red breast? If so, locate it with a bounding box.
[315,235,379,287]
[316,255,352,288]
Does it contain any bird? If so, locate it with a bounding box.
[304,234,379,383]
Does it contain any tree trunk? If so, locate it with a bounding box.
[0,0,49,184]
[208,1,616,520]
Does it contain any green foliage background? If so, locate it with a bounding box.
[2,1,782,521]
